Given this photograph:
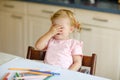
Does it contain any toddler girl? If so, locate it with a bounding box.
[35,9,83,71]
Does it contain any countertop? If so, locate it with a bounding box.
[21,0,120,14]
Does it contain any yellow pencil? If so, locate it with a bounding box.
[9,68,52,76]
[8,68,40,71]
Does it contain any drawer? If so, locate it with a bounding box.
[75,9,120,30]
[1,1,27,14]
[28,3,75,18]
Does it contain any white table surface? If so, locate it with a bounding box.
[0,52,18,65]
[0,52,111,80]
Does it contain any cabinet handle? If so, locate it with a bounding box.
[11,15,22,19]
[42,10,54,14]
[81,27,92,31]
[93,17,108,22]
[3,4,14,8]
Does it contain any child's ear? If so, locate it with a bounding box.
[70,26,75,33]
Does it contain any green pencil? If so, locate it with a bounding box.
[44,76,54,80]
[15,72,22,80]
[16,72,20,77]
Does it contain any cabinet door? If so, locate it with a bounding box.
[28,16,51,46]
[0,12,25,57]
[80,24,120,80]
[0,11,4,50]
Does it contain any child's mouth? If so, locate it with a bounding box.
[57,33,60,35]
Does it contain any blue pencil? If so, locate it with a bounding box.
[30,70,60,75]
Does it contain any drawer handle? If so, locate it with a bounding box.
[81,27,92,31]
[93,17,108,22]
[42,10,54,14]
[4,4,14,8]
[11,15,22,19]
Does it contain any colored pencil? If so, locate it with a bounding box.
[9,67,60,76]
[21,71,52,76]
[15,72,20,77]
[2,72,10,80]
[15,75,47,79]
[43,76,54,80]
[30,70,60,75]
[8,68,40,71]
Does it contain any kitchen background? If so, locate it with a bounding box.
[0,0,120,80]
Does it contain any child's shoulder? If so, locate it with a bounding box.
[70,39,83,46]
[70,39,83,43]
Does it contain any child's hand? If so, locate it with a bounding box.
[48,24,63,36]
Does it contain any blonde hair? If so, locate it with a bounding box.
[51,9,81,31]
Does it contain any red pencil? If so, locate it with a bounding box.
[2,72,10,80]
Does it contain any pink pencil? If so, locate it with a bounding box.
[15,75,47,79]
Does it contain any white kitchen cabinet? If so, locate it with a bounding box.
[74,9,120,80]
[28,16,51,46]
[0,11,4,50]
[0,2,2,10]
[0,1,26,14]
[74,9,120,30]
[80,24,120,80]
[0,1,27,57]
[0,11,27,57]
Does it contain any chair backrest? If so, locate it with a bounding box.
[26,46,97,75]
[81,53,97,75]
[26,46,46,60]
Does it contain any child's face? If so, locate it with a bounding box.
[52,17,74,40]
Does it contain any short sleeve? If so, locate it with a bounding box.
[45,38,54,50]
[71,40,83,56]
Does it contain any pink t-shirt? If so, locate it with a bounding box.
[44,38,83,69]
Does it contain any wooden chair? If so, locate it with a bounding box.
[79,53,97,75]
[26,46,97,75]
[26,46,46,60]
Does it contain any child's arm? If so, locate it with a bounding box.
[35,24,63,50]
[69,55,82,71]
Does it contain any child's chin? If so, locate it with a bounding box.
[54,36,63,40]
[54,37,62,40]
